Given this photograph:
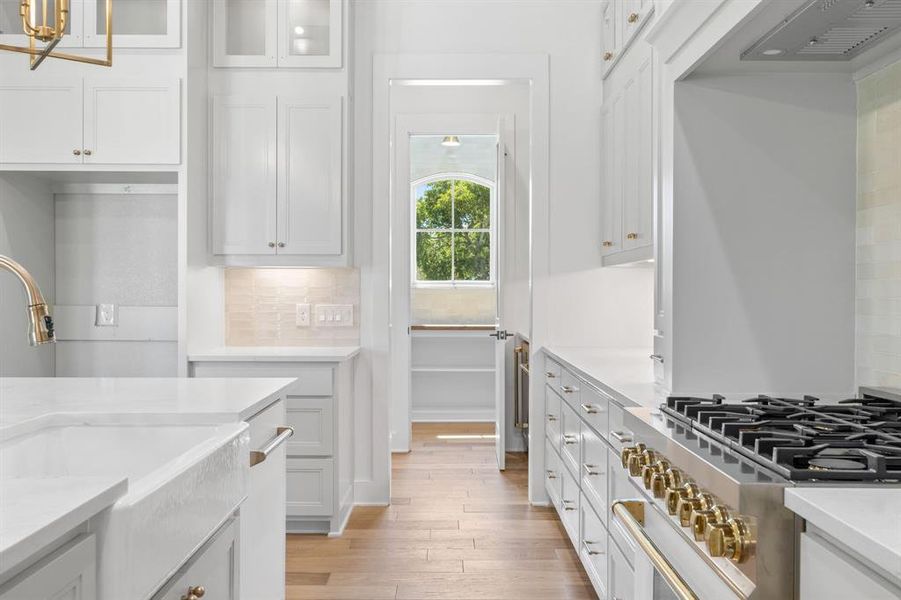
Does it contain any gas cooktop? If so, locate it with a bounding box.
[660,393,901,482]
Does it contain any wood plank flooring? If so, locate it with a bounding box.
[286,422,596,600]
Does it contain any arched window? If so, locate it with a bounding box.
[411,173,495,285]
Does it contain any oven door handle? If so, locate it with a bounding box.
[611,500,700,600]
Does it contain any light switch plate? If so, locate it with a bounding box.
[314,304,354,327]
[95,304,117,327]
[295,303,311,327]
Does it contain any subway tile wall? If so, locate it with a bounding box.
[857,61,901,389]
[225,268,360,346]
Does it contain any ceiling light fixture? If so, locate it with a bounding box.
[441,135,461,148]
[0,0,112,70]
[761,48,784,56]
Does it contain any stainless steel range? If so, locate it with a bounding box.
[614,389,901,600]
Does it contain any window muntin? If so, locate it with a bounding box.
[412,174,494,285]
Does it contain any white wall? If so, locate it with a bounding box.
[0,174,54,377]
[672,73,857,396]
[354,0,655,503]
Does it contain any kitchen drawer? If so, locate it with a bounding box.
[608,400,635,452]
[578,383,610,438]
[191,362,334,396]
[579,495,609,598]
[286,457,334,517]
[560,462,581,547]
[560,402,582,479]
[608,447,640,566]
[610,538,636,600]
[581,426,609,526]
[545,384,562,449]
[544,358,562,386]
[544,437,562,508]
[559,368,582,410]
[286,397,334,456]
[282,367,334,397]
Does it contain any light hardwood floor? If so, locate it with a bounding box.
[286,422,596,600]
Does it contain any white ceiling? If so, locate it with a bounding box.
[410,135,497,182]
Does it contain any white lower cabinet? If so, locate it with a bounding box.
[190,358,355,535]
[580,497,609,598]
[152,518,239,600]
[0,535,96,600]
[800,530,901,600]
[544,437,562,507]
[609,539,636,600]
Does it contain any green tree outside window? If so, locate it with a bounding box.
[414,177,493,283]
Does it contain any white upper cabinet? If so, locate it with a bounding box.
[600,0,653,79]
[600,1,619,76]
[211,95,278,255]
[277,96,342,255]
[211,94,345,262]
[600,44,654,265]
[83,77,181,164]
[0,80,83,164]
[0,0,179,48]
[84,0,181,48]
[0,78,180,166]
[213,0,342,68]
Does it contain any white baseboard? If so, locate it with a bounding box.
[412,408,494,422]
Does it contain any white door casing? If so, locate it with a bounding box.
[493,120,507,471]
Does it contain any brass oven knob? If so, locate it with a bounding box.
[641,460,670,489]
[651,467,683,499]
[628,449,658,477]
[690,505,730,541]
[665,481,698,515]
[620,443,646,469]
[677,492,713,527]
[707,518,753,563]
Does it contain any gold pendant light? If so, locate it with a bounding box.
[0,0,113,70]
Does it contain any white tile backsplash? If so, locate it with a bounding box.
[857,61,901,389]
[225,268,360,346]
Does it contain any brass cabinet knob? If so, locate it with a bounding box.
[641,460,670,490]
[626,232,639,240]
[602,240,614,247]
[182,586,205,600]
[619,443,646,469]
[73,149,82,156]
[603,51,614,61]
[277,242,285,248]
[268,242,276,248]
[628,12,639,23]
[84,149,92,156]
[707,518,753,563]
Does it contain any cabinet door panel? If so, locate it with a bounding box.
[278,0,342,67]
[0,535,96,600]
[0,80,83,164]
[82,77,180,164]
[277,96,342,255]
[212,0,278,67]
[622,73,639,250]
[153,519,238,600]
[286,396,334,456]
[84,0,180,48]
[0,0,83,47]
[601,90,624,257]
[211,95,278,255]
[286,457,334,516]
[624,53,653,251]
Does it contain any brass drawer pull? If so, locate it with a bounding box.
[563,434,579,445]
[582,540,605,556]
[583,463,603,477]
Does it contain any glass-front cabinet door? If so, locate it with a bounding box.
[212,0,278,67]
[278,0,341,67]
[84,0,181,48]
[0,0,83,48]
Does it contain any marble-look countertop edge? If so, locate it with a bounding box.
[784,488,901,583]
[0,477,128,577]
[187,346,361,363]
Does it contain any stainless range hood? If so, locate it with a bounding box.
[742,0,901,61]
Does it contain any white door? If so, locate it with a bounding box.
[83,77,181,164]
[277,95,343,255]
[211,95,278,255]
[0,79,83,164]
[493,122,507,471]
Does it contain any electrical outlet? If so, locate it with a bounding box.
[314,304,354,327]
[295,303,311,327]
[95,303,117,327]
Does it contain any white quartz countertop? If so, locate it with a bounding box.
[544,346,666,408]
[785,488,901,582]
[0,377,295,435]
[187,345,361,362]
[0,377,291,579]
